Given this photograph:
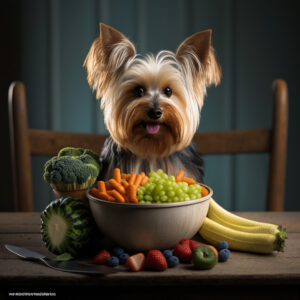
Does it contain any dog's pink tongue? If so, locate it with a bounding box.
[146,123,160,134]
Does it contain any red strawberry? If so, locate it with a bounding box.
[189,240,199,251]
[146,250,168,271]
[126,253,146,272]
[174,243,192,262]
[179,238,190,245]
[92,249,110,264]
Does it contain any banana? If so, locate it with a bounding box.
[208,198,283,234]
[198,198,286,254]
[199,217,285,254]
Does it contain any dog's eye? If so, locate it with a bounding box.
[164,87,172,97]
[134,86,145,98]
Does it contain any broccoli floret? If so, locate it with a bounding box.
[43,147,100,191]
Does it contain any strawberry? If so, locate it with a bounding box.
[189,240,199,251]
[146,250,168,271]
[174,243,192,262]
[126,253,146,272]
[92,249,110,264]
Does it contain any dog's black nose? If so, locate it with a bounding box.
[147,108,162,120]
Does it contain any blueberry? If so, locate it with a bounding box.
[167,256,180,268]
[217,241,229,251]
[111,247,124,257]
[163,249,173,259]
[218,249,230,262]
[119,253,129,264]
[107,256,119,267]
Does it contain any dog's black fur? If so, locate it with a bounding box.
[99,136,204,182]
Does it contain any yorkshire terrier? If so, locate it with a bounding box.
[84,23,221,182]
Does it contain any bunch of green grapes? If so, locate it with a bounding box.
[137,169,202,204]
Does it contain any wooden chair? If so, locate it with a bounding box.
[8,80,288,212]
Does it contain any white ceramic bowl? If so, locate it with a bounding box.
[87,184,212,251]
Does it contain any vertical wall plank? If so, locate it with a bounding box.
[58,0,96,133]
[95,0,110,134]
[137,0,148,53]
[48,0,61,131]
[234,1,276,211]
[190,0,235,210]
[21,0,53,211]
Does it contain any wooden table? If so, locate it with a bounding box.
[0,212,299,298]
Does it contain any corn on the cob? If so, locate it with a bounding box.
[199,217,285,254]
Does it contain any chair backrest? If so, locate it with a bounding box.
[8,80,288,212]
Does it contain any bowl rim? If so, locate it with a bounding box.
[86,183,213,209]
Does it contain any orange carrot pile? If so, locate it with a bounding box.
[90,168,149,203]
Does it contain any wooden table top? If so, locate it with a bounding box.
[0,212,300,293]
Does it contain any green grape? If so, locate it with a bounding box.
[161,195,168,202]
[157,169,164,176]
[154,195,160,202]
[162,173,168,180]
[149,171,158,178]
[159,190,166,197]
[176,189,183,196]
[157,184,164,191]
[168,176,175,182]
[168,190,175,197]
[138,186,145,192]
[136,169,202,204]
[144,195,153,202]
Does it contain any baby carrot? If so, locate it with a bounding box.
[141,175,149,185]
[108,190,125,203]
[109,179,126,195]
[121,173,130,180]
[201,186,209,197]
[114,168,122,183]
[128,173,137,185]
[105,182,112,190]
[97,181,106,193]
[90,187,100,198]
[123,195,129,203]
[175,170,184,182]
[127,184,138,203]
[121,180,129,189]
[134,174,143,187]
[182,177,196,185]
[99,192,115,202]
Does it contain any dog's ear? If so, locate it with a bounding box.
[176,30,221,89]
[83,23,136,98]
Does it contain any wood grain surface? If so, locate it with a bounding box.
[0,212,299,290]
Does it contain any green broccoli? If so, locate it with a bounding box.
[43,147,100,192]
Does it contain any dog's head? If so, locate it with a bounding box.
[84,23,221,158]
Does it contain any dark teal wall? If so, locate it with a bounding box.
[18,0,299,212]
